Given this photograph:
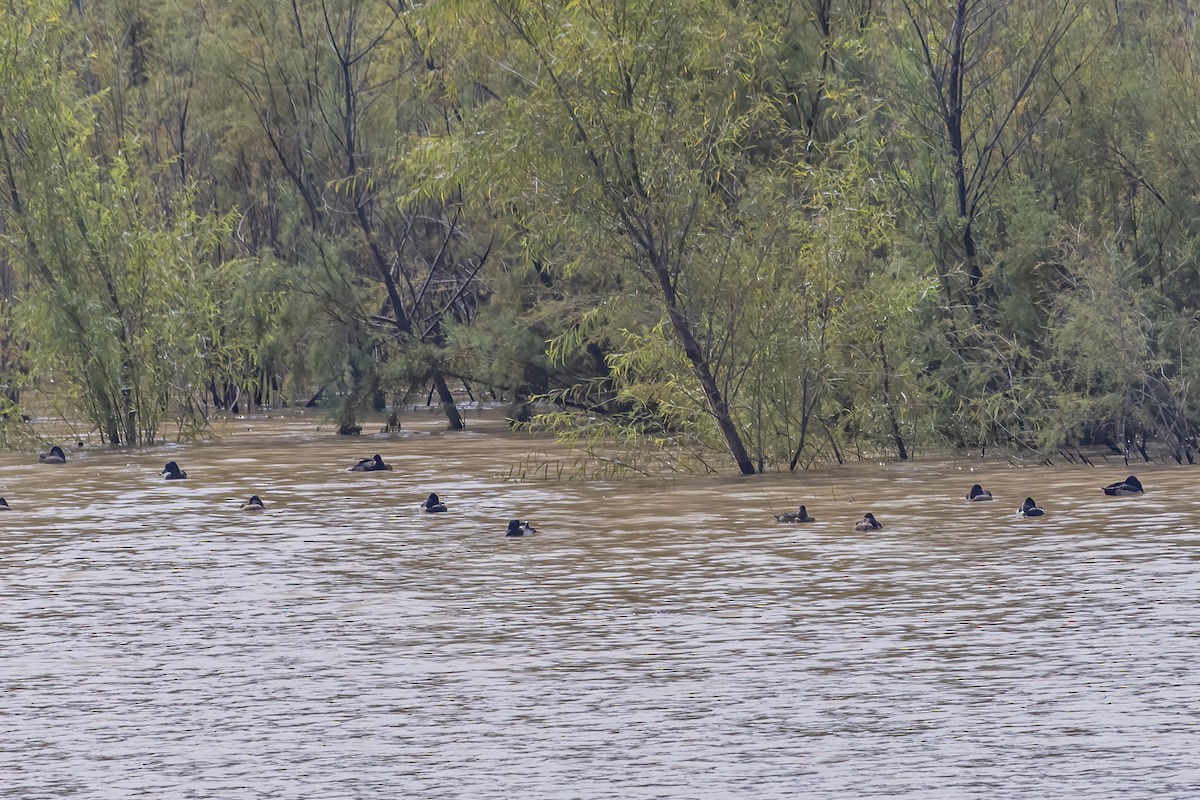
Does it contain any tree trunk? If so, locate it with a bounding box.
[945,0,982,309]
[879,340,909,461]
[645,241,754,474]
[663,301,755,475]
[431,372,465,430]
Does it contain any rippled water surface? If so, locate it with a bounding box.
[2,413,1198,798]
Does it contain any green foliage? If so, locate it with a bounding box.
[0,0,276,443]
[7,0,1200,467]
[1042,235,1199,460]
[7,147,262,443]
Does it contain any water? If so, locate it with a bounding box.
[2,412,1198,798]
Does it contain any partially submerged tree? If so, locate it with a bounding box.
[217,0,491,431]
[0,1,270,444]
[422,0,803,473]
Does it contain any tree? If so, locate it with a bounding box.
[217,0,492,431]
[885,0,1083,313]
[425,0,809,474]
[0,0,265,444]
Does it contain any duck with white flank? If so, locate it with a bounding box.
[966,484,993,501]
[422,493,448,513]
[162,461,188,480]
[506,520,537,537]
[1102,475,1143,496]
[1019,497,1045,517]
[854,513,883,531]
[774,505,815,523]
[349,454,392,472]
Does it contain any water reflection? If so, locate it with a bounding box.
[2,412,1198,798]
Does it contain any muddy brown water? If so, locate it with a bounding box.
[2,411,1198,798]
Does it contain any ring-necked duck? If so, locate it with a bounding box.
[506,519,537,537]
[1019,497,1045,517]
[854,512,883,531]
[240,495,266,513]
[162,461,188,480]
[774,505,815,523]
[0,498,9,510]
[966,484,993,501]
[422,493,448,513]
[349,454,393,472]
[1103,475,1144,496]
[38,445,66,464]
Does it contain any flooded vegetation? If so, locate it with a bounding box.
[2,4,1199,795]
[7,2,1200,474]
[2,414,1197,797]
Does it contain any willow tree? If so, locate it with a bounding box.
[849,0,1088,452]
[884,0,1084,314]
[214,0,493,431]
[416,0,816,474]
[1028,3,1200,460]
[0,1,264,444]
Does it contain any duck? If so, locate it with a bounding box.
[422,493,448,513]
[1103,475,1144,496]
[966,484,993,501]
[349,454,393,472]
[0,497,9,511]
[774,505,815,523]
[854,512,883,531]
[1018,497,1045,517]
[506,519,537,537]
[240,495,266,513]
[161,460,188,480]
[38,445,66,464]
